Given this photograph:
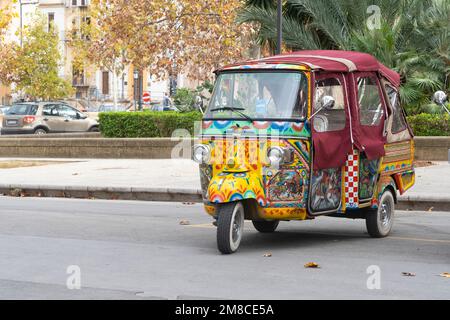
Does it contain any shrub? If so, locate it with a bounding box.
[99,111,203,138]
[407,113,450,136]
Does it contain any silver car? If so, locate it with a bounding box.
[1,102,99,135]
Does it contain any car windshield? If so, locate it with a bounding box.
[7,104,39,115]
[205,71,308,120]
[100,106,125,112]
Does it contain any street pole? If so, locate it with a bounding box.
[276,0,282,55]
[19,0,23,47]
[133,70,139,112]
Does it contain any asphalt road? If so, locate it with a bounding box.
[0,197,448,300]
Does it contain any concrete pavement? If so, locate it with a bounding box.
[0,197,448,300]
[0,158,448,210]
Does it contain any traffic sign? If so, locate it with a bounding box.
[142,91,151,103]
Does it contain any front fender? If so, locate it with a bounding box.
[208,171,267,206]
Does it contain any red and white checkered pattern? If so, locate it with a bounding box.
[344,150,359,208]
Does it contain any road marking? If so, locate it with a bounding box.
[185,223,215,229]
[390,236,450,244]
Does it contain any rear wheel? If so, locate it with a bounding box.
[34,128,47,135]
[217,202,245,254]
[366,190,395,238]
[89,126,100,132]
[252,220,279,233]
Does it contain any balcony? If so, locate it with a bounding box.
[72,76,89,87]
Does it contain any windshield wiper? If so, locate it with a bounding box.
[210,107,254,123]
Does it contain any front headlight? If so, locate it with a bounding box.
[193,144,211,164]
[267,147,293,167]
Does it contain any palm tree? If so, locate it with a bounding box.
[238,0,449,113]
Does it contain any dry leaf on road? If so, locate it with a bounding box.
[304,262,320,269]
[179,220,191,226]
[263,253,272,257]
[439,273,450,278]
[402,272,416,277]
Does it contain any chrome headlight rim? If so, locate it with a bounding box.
[193,144,211,164]
[267,146,285,166]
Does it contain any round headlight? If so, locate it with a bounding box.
[193,144,211,164]
[267,147,285,166]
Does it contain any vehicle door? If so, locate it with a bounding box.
[42,104,67,133]
[352,73,388,203]
[309,73,352,215]
[57,105,90,132]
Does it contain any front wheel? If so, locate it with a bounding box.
[252,220,279,233]
[217,202,245,254]
[366,190,395,238]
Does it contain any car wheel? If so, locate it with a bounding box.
[34,128,47,135]
[252,220,279,233]
[89,126,100,132]
[366,190,395,238]
[217,202,245,254]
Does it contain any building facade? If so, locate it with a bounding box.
[4,0,186,105]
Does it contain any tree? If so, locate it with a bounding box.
[0,1,15,39]
[7,16,73,100]
[239,0,449,114]
[69,0,250,85]
[0,0,16,84]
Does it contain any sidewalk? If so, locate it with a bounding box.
[0,158,448,211]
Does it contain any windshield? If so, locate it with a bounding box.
[206,71,308,120]
[7,104,39,116]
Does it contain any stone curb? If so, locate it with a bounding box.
[0,184,202,203]
[0,184,448,212]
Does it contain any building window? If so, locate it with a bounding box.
[102,72,110,95]
[48,13,55,31]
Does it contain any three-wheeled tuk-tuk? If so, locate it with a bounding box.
[193,50,416,254]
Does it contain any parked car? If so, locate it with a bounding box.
[98,105,127,112]
[1,102,99,135]
[0,106,11,115]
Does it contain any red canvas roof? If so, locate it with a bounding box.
[221,50,401,88]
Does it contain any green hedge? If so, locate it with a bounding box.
[99,111,203,138]
[407,113,450,136]
[99,111,450,138]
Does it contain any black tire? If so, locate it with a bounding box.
[366,190,395,238]
[217,202,245,254]
[34,128,48,135]
[89,126,100,132]
[252,220,279,233]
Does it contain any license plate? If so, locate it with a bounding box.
[6,120,18,126]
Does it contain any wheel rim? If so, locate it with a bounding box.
[230,203,244,251]
[378,195,393,232]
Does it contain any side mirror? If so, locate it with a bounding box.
[308,96,335,121]
[433,91,448,106]
[321,95,336,111]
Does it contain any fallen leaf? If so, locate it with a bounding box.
[439,273,450,278]
[72,173,79,176]
[402,272,416,277]
[304,262,320,269]
[263,253,272,257]
[427,207,434,212]
[179,220,190,226]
